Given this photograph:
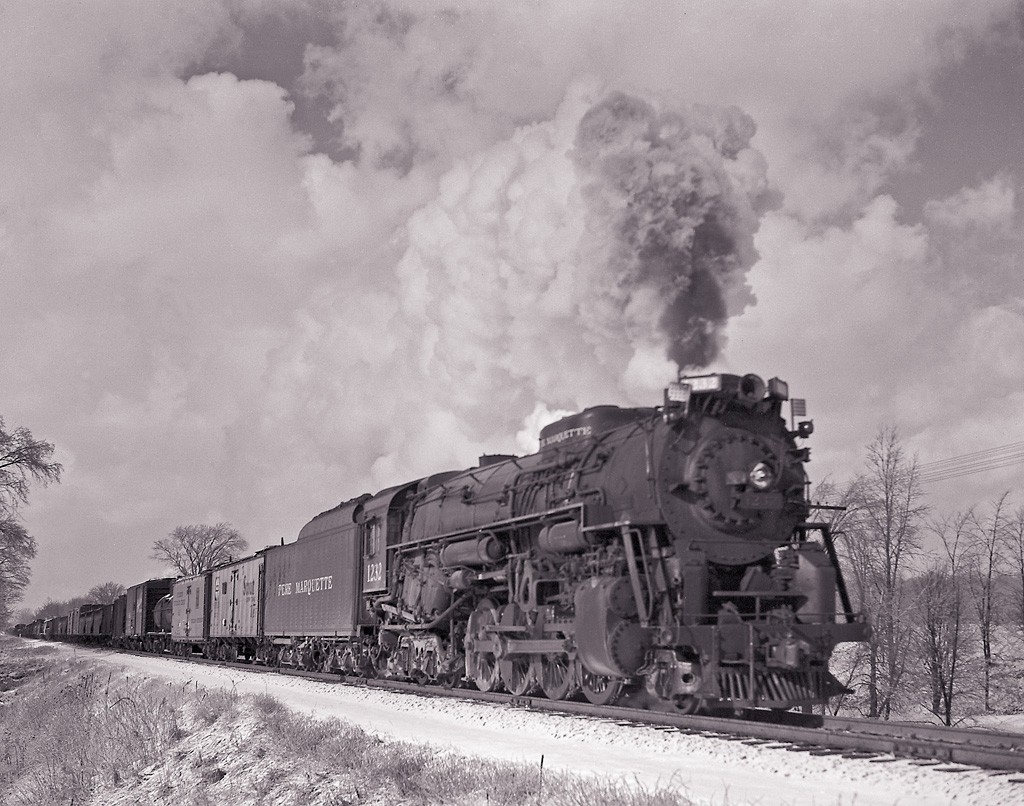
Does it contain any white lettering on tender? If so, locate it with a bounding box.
[289,575,334,596]
[539,425,592,448]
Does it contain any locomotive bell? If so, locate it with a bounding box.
[736,374,767,405]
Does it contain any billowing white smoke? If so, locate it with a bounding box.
[265,83,769,491]
[397,85,765,416]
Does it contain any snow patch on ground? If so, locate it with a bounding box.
[57,645,1024,805]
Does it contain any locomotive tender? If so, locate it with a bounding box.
[31,372,868,713]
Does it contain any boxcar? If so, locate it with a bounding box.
[171,572,210,656]
[124,578,173,651]
[53,614,69,639]
[209,554,265,661]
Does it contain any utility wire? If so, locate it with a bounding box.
[918,441,1024,471]
[918,441,1024,484]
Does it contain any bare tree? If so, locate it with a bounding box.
[0,517,37,628]
[34,595,91,619]
[86,581,126,604]
[151,523,248,576]
[34,600,67,619]
[1007,506,1024,630]
[0,417,62,515]
[0,417,61,629]
[915,511,973,726]
[841,426,927,719]
[968,492,1011,711]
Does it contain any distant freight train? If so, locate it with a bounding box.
[23,372,869,713]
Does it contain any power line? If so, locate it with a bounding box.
[918,441,1024,471]
[918,441,1024,484]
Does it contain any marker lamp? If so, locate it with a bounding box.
[666,382,692,403]
[767,377,789,401]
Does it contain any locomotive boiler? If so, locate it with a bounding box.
[368,372,868,711]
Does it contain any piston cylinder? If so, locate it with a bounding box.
[439,534,505,567]
[538,521,591,553]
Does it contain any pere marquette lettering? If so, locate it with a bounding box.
[277,576,334,597]
[538,425,592,448]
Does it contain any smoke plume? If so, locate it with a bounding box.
[572,92,765,368]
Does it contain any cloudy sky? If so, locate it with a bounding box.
[3,1,1022,609]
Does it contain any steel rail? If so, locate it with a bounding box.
[135,649,1024,774]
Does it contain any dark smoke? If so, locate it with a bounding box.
[573,92,762,368]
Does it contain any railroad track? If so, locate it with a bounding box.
[139,650,1024,776]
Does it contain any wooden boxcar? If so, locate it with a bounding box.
[171,573,210,655]
[209,554,265,661]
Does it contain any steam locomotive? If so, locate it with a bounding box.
[28,372,868,714]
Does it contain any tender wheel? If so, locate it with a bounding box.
[536,652,576,701]
[674,695,703,715]
[498,604,535,696]
[466,599,501,692]
[580,666,624,706]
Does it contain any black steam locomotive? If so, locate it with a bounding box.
[31,371,868,714]
[367,371,867,710]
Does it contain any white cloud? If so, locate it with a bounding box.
[3,1,1023,606]
[924,174,1018,231]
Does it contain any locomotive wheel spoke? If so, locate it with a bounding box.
[466,599,501,692]
[501,657,533,696]
[498,604,536,696]
[580,666,624,706]
[537,653,575,701]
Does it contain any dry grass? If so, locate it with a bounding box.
[0,637,59,696]
[0,638,695,806]
[0,643,189,804]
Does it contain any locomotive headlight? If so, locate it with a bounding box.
[748,461,775,490]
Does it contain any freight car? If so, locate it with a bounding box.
[66,602,110,644]
[121,578,173,652]
[81,602,114,643]
[170,572,210,657]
